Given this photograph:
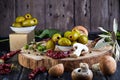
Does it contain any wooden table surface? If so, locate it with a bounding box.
[0,34,120,80]
[0,58,120,80]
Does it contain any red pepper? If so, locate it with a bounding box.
[28,66,46,80]
[0,64,14,74]
[0,49,21,61]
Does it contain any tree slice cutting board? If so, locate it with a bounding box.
[18,45,113,71]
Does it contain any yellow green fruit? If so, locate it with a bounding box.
[72,28,81,35]
[58,37,72,46]
[24,13,32,19]
[71,41,77,46]
[15,16,25,23]
[78,35,88,44]
[22,19,35,27]
[12,22,22,27]
[52,33,62,43]
[32,18,38,25]
[46,40,55,50]
[68,31,80,41]
[64,31,71,38]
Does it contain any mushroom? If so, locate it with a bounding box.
[71,63,93,80]
[72,26,88,36]
[100,55,117,75]
[72,43,89,57]
[48,63,64,77]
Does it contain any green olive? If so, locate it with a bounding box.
[24,13,32,19]
[12,22,22,27]
[32,18,38,25]
[15,16,25,23]
[22,19,34,27]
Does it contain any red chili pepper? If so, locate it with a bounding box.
[0,49,21,60]
[0,64,14,74]
[28,66,46,80]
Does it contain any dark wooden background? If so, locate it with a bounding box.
[0,0,120,37]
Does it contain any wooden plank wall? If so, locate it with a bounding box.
[0,0,119,37]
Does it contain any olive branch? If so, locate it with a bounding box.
[0,39,9,42]
[94,18,120,61]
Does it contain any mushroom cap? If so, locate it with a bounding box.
[48,63,64,77]
[100,55,117,75]
[72,26,88,36]
[71,68,93,80]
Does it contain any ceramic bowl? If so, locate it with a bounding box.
[56,45,72,51]
[10,26,36,33]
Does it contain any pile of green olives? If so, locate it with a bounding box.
[12,13,38,27]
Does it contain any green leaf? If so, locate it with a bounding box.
[98,34,111,38]
[113,18,118,35]
[0,39,9,42]
[94,38,111,49]
[35,29,63,39]
[98,27,109,33]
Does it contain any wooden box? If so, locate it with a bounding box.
[9,31,34,51]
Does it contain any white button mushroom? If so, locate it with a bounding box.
[72,43,89,57]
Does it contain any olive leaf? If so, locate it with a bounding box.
[113,19,118,35]
[94,18,120,61]
[94,38,111,49]
[0,39,9,42]
[98,34,111,38]
[98,27,109,33]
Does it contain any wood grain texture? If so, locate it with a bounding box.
[45,0,74,31]
[15,0,31,16]
[0,0,15,37]
[75,0,90,31]
[18,47,112,71]
[108,0,120,30]
[29,0,46,30]
[0,37,120,80]
[90,0,109,32]
[0,0,120,37]
[0,61,22,80]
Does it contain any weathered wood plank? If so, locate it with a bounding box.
[34,72,48,80]
[75,0,90,31]
[93,71,107,80]
[18,68,31,80]
[15,0,31,16]
[0,61,22,80]
[29,0,45,30]
[90,0,109,32]
[108,0,120,30]
[45,0,74,31]
[0,0,15,37]
[15,0,46,30]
